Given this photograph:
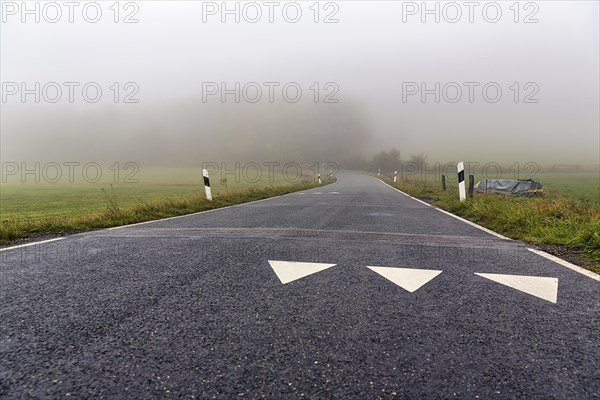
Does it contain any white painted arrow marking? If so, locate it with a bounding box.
[475,273,558,303]
[367,267,442,293]
[267,260,337,284]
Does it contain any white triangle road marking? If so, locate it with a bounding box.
[475,273,558,304]
[267,260,337,284]
[367,266,442,293]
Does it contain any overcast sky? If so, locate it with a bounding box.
[1,1,599,165]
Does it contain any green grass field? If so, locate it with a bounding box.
[530,172,599,201]
[0,166,328,245]
[0,167,312,220]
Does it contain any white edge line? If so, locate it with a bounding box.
[376,177,432,207]
[527,248,600,282]
[375,175,510,240]
[0,237,64,252]
[435,208,511,240]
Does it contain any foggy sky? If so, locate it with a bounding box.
[1,1,599,166]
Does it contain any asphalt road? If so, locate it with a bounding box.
[1,173,599,399]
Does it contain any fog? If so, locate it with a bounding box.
[1,1,598,167]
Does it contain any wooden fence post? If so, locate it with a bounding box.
[468,175,475,198]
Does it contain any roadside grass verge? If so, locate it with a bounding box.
[377,175,600,273]
[0,179,331,246]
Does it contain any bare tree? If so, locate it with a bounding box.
[409,153,427,170]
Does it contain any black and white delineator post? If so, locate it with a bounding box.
[378,169,381,176]
[457,162,466,202]
[203,168,212,201]
[393,170,398,183]
[318,174,322,184]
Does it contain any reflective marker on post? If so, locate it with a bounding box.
[393,170,397,183]
[318,173,322,184]
[203,168,212,201]
[457,162,466,202]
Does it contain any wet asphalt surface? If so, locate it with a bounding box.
[1,173,599,399]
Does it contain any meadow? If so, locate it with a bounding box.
[530,172,599,201]
[0,167,318,219]
[0,166,328,245]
